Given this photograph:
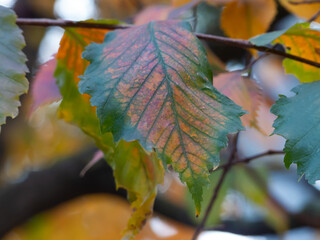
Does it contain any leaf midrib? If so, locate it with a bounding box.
[148,21,191,174]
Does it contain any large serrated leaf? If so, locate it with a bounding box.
[0,6,28,131]
[55,20,164,239]
[271,81,320,183]
[79,20,244,213]
[250,23,320,83]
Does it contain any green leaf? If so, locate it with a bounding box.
[250,23,320,83]
[79,20,244,213]
[186,169,231,226]
[231,166,288,232]
[271,81,320,183]
[55,20,163,238]
[0,6,28,131]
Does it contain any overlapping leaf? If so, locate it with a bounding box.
[79,20,244,213]
[0,6,28,131]
[271,81,320,183]
[213,72,262,132]
[30,58,61,113]
[55,20,164,238]
[55,20,117,153]
[250,23,320,83]
[113,140,164,238]
[278,0,320,22]
[134,5,174,25]
[220,0,277,39]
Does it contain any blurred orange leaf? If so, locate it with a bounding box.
[3,194,194,240]
[213,72,263,132]
[278,0,320,22]
[221,0,277,39]
[134,5,174,25]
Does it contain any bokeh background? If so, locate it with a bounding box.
[0,0,320,239]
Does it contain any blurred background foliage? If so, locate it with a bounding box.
[1,0,320,239]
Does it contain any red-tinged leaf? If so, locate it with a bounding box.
[30,58,61,113]
[134,5,174,25]
[79,20,244,213]
[56,20,164,238]
[213,72,263,132]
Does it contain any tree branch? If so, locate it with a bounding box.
[15,18,320,69]
[0,147,194,238]
[289,0,320,4]
[210,150,285,173]
[308,8,320,22]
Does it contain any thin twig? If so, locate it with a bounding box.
[210,150,284,173]
[192,134,239,240]
[289,0,320,4]
[15,18,320,69]
[308,8,320,22]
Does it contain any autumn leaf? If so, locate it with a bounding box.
[220,0,277,39]
[250,23,320,83]
[278,0,320,22]
[55,19,164,238]
[271,81,320,183]
[79,20,244,213]
[134,5,174,25]
[0,6,28,131]
[55,20,116,154]
[112,141,164,238]
[213,72,263,132]
[30,58,61,113]
[3,194,194,240]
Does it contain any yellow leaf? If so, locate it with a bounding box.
[221,0,277,39]
[279,0,320,22]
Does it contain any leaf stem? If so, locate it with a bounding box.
[15,18,320,68]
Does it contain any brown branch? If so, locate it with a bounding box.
[15,18,320,69]
[308,8,320,22]
[210,150,285,173]
[16,18,132,29]
[289,0,320,4]
[192,134,239,240]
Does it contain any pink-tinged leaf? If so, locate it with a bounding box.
[134,5,174,25]
[79,20,244,213]
[213,72,263,132]
[30,58,61,113]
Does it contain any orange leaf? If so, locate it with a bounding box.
[278,0,320,22]
[213,72,263,132]
[221,0,277,39]
[134,5,174,25]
